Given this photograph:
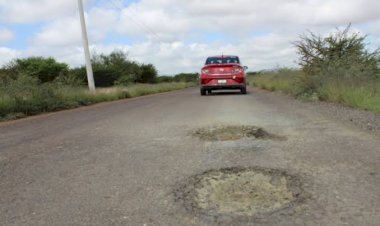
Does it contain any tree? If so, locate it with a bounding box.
[294,24,380,80]
[138,64,157,83]
[10,57,69,83]
[90,50,154,86]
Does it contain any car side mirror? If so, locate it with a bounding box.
[244,66,248,70]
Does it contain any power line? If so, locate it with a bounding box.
[109,0,163,43]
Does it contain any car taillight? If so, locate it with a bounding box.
[232,67,243,74]
[202,69,210,74]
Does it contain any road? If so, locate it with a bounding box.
[0,87,379,226]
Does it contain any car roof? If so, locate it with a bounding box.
[208,55,238,58]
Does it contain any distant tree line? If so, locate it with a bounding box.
[0,50,199,87]
[157,73,199,83]
[0,50,159,87]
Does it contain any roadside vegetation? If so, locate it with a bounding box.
[0,50,197,121]
[248,25,380,113]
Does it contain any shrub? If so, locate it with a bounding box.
[7,57,69,83]
[138,64,157,83]
[89,50,158,86]
[173,73,199,83]
[0,74,65,117]
[157,76,174,83]
[294,24,380,90]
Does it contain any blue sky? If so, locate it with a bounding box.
[1,0,380,75]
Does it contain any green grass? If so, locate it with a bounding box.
[249,69,380,114]
[0,82,195,121]
[317,79,380,113]
[248,69,306,95]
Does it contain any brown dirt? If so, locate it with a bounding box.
[174,167,307,223]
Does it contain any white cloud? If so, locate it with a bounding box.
[32,17,82,47]
[2,0,380,74]
[0,0,95,23]
[114,0,380,37]
[32,7,118,47]
[87,7,119,40]
[0,47,20,65]
[89,33,298,75]
[0,28,14,43]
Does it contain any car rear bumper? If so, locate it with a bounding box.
[201,84,246,90]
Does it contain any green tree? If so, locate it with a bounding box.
[91,50,145,86]
[10,57,69,83]
[294,24,380,84]
[138,64,157,83]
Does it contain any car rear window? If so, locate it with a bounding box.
[205,56,240,65]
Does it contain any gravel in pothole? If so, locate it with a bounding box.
[175,167,305,220]
[193,125,284,141]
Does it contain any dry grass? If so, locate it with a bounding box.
[0,82,195,121]
[249,69,380,114]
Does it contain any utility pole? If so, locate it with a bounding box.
[78,0,95,91]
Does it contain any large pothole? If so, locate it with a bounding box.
[175,167,305,220]
[193,125,284,141]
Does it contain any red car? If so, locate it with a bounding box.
[200,55,248,95]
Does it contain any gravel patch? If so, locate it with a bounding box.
[193,125,285,141]
[305,100,380,136]
[174,167,307,223]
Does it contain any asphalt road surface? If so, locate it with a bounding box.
[0,87,379,226]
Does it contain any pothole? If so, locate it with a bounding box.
[193,125,284,141]
[175,167,305,220]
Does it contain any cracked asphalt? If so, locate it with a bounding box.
[0,87,379,226]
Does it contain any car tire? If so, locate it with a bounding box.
[207,90,212,94]
[200,89,206,96]
[241,87,247,94]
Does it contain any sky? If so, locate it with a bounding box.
[0,0,380,75]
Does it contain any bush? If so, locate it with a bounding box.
[250,25,380,113]
[157,76,174,83]
[295,25,380,81]
[138,64,157,83]
[173,73,199,83]
[294,24,380,90]
[0,74,65,117]
[7,57,69,83]
[88,50,158,86]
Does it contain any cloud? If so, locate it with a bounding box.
[0,0,96,23]
[1,0,380,74]
[0,28,14,43]
[31,7,118,47]
[114,0,380,37]
[88,32,298,75]
[0,47,20,65]
[32,17,82,47]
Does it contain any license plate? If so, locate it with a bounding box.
[218,80,227,84]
